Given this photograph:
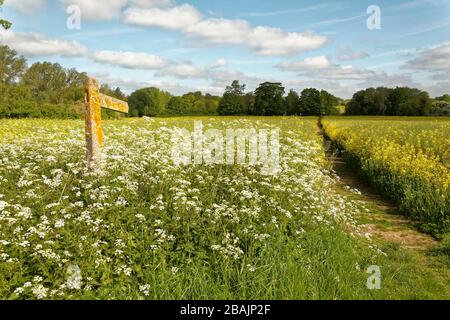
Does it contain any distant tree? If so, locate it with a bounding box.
[387,87,430,116]
[226,80,246,95]
[254,82,285,116]
[217,80,246,115]
[0,0,12,30]
[319,90,341,115]
[100,83,126,100]
[204,93,220,114]
[0,45,27,84]
[347,86,431,116]
[63,68,87,102]
[167,92,219,115]
[299,88,321,116]
[22,62,68,104]
[167,96,187,115]
[436,94,450,102]
[128,87,172,117]
[243,92,255,114]
[284,89,300,115]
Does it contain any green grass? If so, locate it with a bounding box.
[0,117,448,299]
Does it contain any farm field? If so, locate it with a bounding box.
[0,117,449,300]
[322,117,450,238]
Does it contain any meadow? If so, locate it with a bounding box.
[0,117,448,300]
[322,116,450,238]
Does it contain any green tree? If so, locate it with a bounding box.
[204,93,220,114]
[100,83,127,100]
[347,86,431,116]
[284,89,300,115]
[387,87,431,116]
[0,45,27,84]
[254,82,285,116]
[63,68,87,102]
[243,92,255,114]
[436,94,450,102]
[299,88,321,116]
[22,62,68,103]
[0,0,12,30]
[167,96,188,115]
[128,87,172,117]
[217,80,246,115]
[319,90,341,115]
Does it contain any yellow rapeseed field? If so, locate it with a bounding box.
[322,116,450,236]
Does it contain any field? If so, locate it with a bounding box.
[0,117,449,300]
[322,117,450,238]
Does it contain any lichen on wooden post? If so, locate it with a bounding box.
[84,77,129,170]
[84,77,104,167]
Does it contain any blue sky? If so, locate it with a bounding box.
[1,0,449,98]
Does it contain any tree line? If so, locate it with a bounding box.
[216,80,343,116]
[128,88,220,117]
[346,87,441,116]
[1,44,448,119]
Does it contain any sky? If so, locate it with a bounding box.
[0,0,449,98]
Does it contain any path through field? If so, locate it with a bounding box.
[318,118,436,250]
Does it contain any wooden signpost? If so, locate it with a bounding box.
[84,77,129,166]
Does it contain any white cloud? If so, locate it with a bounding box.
[156,62,206,78]
[276,56,331,71]
[0,30,86,57]
[128,0,174,8]
[123,4,203,30]
[5,0,46,14]
[123,4,327,56]
[91,50,168,69]
[186,20,327,56]
[209,70,262,88]
[185,18,250,44]
[403,44,450,71]
[315,65,376,80]
[59,0,127,21]
[155,60,262,90]
[249,28,326,56]
[209,58,227,69]
[427,81,450,97]
[92,72,200,95]
[185,19,327,56]
[338,46,369,61]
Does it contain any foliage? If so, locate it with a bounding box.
[0,117,448,299]
[322,116,450,237]
[0,43,446,119]
[217,80,247,115]
[0,45,27,84]
[284,89,300,115]
[347,87,432,116]
[0,0,11,30]
[299,88,321,116]
[254,82,285,116]
[167,92,219,116]
[128,87,172,117]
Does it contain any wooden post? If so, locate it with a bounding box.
[84,78,104,166]
[84,77,129,169]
